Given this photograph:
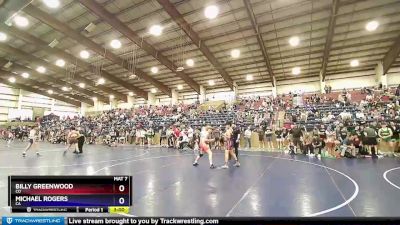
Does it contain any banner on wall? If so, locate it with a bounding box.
[8,108,33,121]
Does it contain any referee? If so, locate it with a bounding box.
[232,124,241,159]
[76,127,85,154]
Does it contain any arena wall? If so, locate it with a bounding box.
[0,83,78,124]
[387,67,400,85]
[1,68,399,118]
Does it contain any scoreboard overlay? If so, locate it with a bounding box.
[8,176,132,213]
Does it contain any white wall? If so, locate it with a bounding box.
[325,69,377,90]
[387,67,400,86]
[178,91,199,104]
[11,67,397,117]
[112,68,399,111]
[237,82,273,97]
[277,76,320,94]
[206,87,235,103]
[157,95,172,106]
[0,83,78,123]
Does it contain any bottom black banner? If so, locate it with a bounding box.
[67,217,400,225]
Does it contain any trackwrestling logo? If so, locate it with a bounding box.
[2,217,64,225]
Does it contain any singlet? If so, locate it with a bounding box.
[379,128,391,138]
[70,131,79,138]
[29,129,36,139]
[200,129,208,143]
[225,128,233,148]
[225,128,233,141]
[193,132,200,143]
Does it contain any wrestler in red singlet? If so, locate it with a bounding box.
[193,126,215,169]
[221,123,240,169]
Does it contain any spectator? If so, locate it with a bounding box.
[282,127,289,150]
[257,126,265,149]
[32,89,398,160]
[265,126,274,151]
[160,127,167,147]
[378,123,393,152]
[364,124,378,156]
[139,127,146,146]
[290,124,303,153]
[340,134,356,158]
[146,127,155,147]
[312,135,323,158]
[325,126,336,157]
[244,127,252,149]
[275,127,284,150]
[303,132,313,156]
[352,133,362,156]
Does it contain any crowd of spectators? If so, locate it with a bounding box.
[279,86,400,158]
[2,85,399,158]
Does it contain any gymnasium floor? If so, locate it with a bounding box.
[0,141,399,217]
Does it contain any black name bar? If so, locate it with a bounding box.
[66,217,400,225]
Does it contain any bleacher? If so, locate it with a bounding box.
[302,91,367,103]
[146,110,236,129]
[237,98,265,111]
[286,101,398,131]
